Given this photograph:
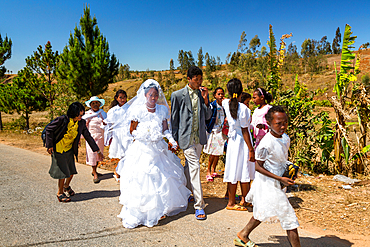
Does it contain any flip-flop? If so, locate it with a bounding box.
[240,202,253,207]
[188,195,195,203]
[195,209,206,220]
[233,237,258,247]
[226,204,248,211]
[211,172,219,177]
[206,175,213,182]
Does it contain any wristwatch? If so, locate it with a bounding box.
[97,150,101,154]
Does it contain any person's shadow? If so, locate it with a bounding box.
[72,189,120,202]
[258,235,353,247]
[97,172,115,181]
[71,172,119,202]
[157,197,229,226]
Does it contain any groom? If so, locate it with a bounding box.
[171,66,212,220]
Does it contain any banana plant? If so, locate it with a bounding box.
[330,24,363,174]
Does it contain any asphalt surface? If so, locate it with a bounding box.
[0,143,353,246]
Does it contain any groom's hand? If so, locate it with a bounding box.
[199,86,209,105]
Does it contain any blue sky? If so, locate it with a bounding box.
[1,0,369,73]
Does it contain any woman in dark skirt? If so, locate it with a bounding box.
[45,102,104,202]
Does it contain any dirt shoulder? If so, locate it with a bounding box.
[1,130,370,246]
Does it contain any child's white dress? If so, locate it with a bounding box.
[117,104,191,228]
[222,99,255,184]
[246,132,299,230]
[104,104,132,159]
[203,102,227,156]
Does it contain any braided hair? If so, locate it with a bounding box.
[227,78,243,120]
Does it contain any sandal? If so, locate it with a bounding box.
[57,193,71,203]
[211,172,219,178]
[240,202,253,207]
[226,204,248,211]
[188,195,195,203]
[206,175,214,182]
[195,209,206,220]
[233,237,258,247]
[63,186,75,196]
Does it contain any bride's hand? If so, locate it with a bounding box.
[168,142,179,153]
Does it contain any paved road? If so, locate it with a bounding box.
[0,143,353,247]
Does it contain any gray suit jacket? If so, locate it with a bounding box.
[171,86,212,150]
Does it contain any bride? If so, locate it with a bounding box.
[116,79,191,228]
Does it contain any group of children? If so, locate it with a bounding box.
[202,79,300,246]
[80,66,300,246]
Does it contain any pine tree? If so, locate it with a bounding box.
[25,41,59,120]
[0,34,12,78]
[57,6,119,99]
[332,27,342,54]
[197,47,204,68]
[0,83,14,130]
[0,33,13,129]
[11,68,47,129]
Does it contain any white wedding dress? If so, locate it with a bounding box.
[117,104,191,228]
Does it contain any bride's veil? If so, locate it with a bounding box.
[125,79,170,120]
[108,79,171,142]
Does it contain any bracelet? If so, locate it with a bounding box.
[97,150,101,154]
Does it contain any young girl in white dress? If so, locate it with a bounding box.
[222,78,255,211]
[203,87,227,182]
[104,89,130,181]
[234,106,301,247]
[104,90,128,158]
[116,79,191,229]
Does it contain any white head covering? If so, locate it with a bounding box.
[85,96,105,108]
[124,79,170,120]
[107,79,171,142]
